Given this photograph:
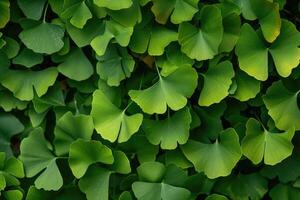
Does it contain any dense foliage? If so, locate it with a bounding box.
[0,0,300,199]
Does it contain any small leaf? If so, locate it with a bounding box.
[0,0,10,28]
[68,139,114,178]
[94,0,132,10]
[137,161,165,182]
[178,5,223,61]
[129,67,198,114]
[142,107,191,149]
[198,61,234,106]
[57,48,94,81]
[242,118,294,165]
[91,89,143,143]
[19,22,64,54]
[181,128,242,179]
[17,0,47,20]
[12,48,43,68]
[54,111,94,156]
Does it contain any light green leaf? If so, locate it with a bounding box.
[91,89,143,143]
[263,81,300,131]
[0,113,24,156]
[54,111,94,156]
[181,128,242,179]
[129,13,178,56]
[68,139,114,178]
[12,48,43,68]
[17,0,47,20]
[19,22,64,54]
[178,5,223,61]
[151,0,199,24]
[4,157,24,178]
[198,61,234,106]
[236,20,300,81]
[3,190,23,200]
[137,161,165,182]
[232,70,260,101]
[61,0,92,29]
[78,165,111,200]
[111,150,131,174]
[91,20,133,56]
[0,0,10,28]
[19,128,63,191]
[132,182,191,200]
[1,67,58,101]
[142,107,191,149]
[94,0,132,10]
[242,118,294,165]
[57,48,94,81]
[129,67,198,114]
[96,45,135,86]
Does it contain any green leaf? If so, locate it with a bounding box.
[129,67,198,114]
[111,150,131,174]
[263,81,300,131]
[96,45,135,86]
[12,48,43,68]
[1,67,58,101]
[3,190,23,200]
[0,89,28,111]
[78,165,111,200]
[0,113,24,156]
[91,89,143,143]
[181,128,242,179]
[17,0,47,20]
[19,22,64,54]
[129,13,178,56]
[61,0,92,29]
[142,107,191,149]
[0,0,10,28]
[137,161,165,182]
[205,194,228,200]
[57,48,94,81]
[270,184,300,200]
[178,5,223,61]
[91,20,133,56]
[93,0,132,10]
[241,118,294,165]
[132,182,191,200]
[19,128,63,191]
[54,111,94,156]
[198,61,234,106]
[151,0,199,24]
[236,20,300,81]
[68,139,114,178]
[2,37,20,59]
[231,70,260,101]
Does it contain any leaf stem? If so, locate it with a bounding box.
[43,3,49,23]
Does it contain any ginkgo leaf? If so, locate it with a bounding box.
[68,139,114,178]
[12,48,43,68]
[137,161,166,182]
[96,45,135,86]
[78,165,111,200]
[205,194,228,200]
[0,0,10,28]
[17,0,47,20]
[91,20,133,56]
[57,48,94,81]
[236,20,300,81]
[19,22,64,54]
[19,128,63,191]
[132,182,191,200]
[269,184,300,200]
[198,61,234,106]
[156,44,194,77]
[93,0,132,10]
[54,111,94,156]
[263,81,300,131]
[181,128,242,179]
[0,89,28,112]
[91,89,143,143]
[1,67,58,101]
[129,67,198,114]
[0,113,24,156]
[151,0,199,24]
[231,70,260,101]
[129,12,178,56]
[142,107,191,149]
[178,5,223,61]
[241,118,294,165]
[61,0,92,29]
